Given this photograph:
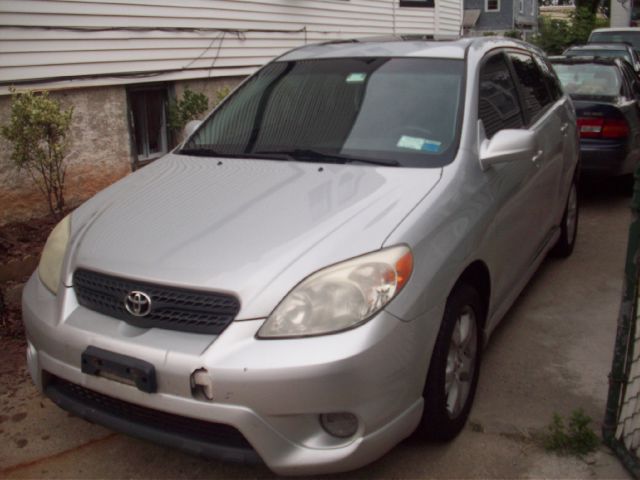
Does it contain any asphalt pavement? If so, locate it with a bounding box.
[0,179,634,479]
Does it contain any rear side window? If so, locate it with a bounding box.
[508,52,553,122]
[478,53,524,139]
[534,56,563,101]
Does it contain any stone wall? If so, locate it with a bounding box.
[0,85,132,226]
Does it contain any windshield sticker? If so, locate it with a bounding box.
[421,139,442,153]
[346,73,367,83]
[397,135,442,153]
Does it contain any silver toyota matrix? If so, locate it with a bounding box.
[23,37,579,475]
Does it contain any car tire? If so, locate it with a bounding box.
[418,283,483,441]
[550,177,579,258]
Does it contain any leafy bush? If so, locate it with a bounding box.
[532,7,609,55]
[168,87,209,133]
[543,409,600,456]
[1,89,73,218]
[504,30,522,39]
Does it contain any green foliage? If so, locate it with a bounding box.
[532,8,609,55]
[168,87,209,133]
[215,85,231,105]
[482,31,497,37]
[503,30,522,39]
[543,409,600,456]
[1,89,73,218]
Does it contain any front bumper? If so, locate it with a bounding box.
[22,273,437,475]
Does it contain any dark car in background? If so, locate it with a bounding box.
[563,43,640,74]
[551,57,640,180]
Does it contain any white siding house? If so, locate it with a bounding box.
[0,0,463,224]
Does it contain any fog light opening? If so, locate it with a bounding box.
[320,412,358,438]
[190,368,214,401]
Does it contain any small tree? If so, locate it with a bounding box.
[168,87,210,133]
[1,89,73,218]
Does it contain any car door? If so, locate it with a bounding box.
[506,51,565,253]
[535,54,578,224]
[477,51,541,313]
[618,61,640,173]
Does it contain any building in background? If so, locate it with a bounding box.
[463,0,537,36]
[0,0,463,224]
[610,0,640,26]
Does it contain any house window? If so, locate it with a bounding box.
[486,0,499,11]
[128,86,169,163]
[399,0,435,7]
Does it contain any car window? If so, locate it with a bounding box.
[534,55,563,101]
[589,31,640,51]
[552,63,623,98]
[478,52,525,139]
[185,57,465,168]
[619,62,640,98]
[507,52,553,123]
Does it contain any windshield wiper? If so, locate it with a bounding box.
[177,147,292,161]
[253,149,400,167]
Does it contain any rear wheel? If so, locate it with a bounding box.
[418,284,483,441]
[550,177,579,258]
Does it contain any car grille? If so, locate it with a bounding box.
[46,375,256,454]
[73,269,240,334]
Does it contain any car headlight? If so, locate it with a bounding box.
[38,215,71,294]
[258,245,413,338]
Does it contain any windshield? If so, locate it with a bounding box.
[552,63,622,98]
[590,31,640,51]
[566,48,632,64]
[181,58,465,168]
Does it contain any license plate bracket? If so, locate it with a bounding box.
[81,346,157,393]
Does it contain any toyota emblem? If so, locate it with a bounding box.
[124,291,152,317]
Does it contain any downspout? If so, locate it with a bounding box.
[392,0,396,35]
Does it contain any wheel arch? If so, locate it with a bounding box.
[452,260,491,330]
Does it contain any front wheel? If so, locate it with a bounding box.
[550,177,579,258]
[417,284,483,441]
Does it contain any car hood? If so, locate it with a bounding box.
[68,154,441,319]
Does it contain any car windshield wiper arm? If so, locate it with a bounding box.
[253,149,400,167]
[177,147,292,161]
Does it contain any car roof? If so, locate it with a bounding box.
[550,56,624,67]
[278,35,541,62]
[591,27,640,33]
[567,43,630,50]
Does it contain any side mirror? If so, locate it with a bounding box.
[183,119,202,139]
[479,129,536,170]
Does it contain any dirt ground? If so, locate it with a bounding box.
[0,180,635,479]
[0,212,60,339]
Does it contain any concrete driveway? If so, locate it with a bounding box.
[0,182,633,479]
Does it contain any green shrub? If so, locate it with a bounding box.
[532,7,610,55]
[1,89,73,218]
[543,409,600,456]
[168,87,209,133]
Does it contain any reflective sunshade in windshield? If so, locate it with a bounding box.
[552,63,622,98]
[183,58,464,167]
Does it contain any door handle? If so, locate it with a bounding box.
[532,150,543,163]
[560,123,569,134]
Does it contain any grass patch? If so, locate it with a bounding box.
[543,409,600,456]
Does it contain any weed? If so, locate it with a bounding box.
[542,409,600,456]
